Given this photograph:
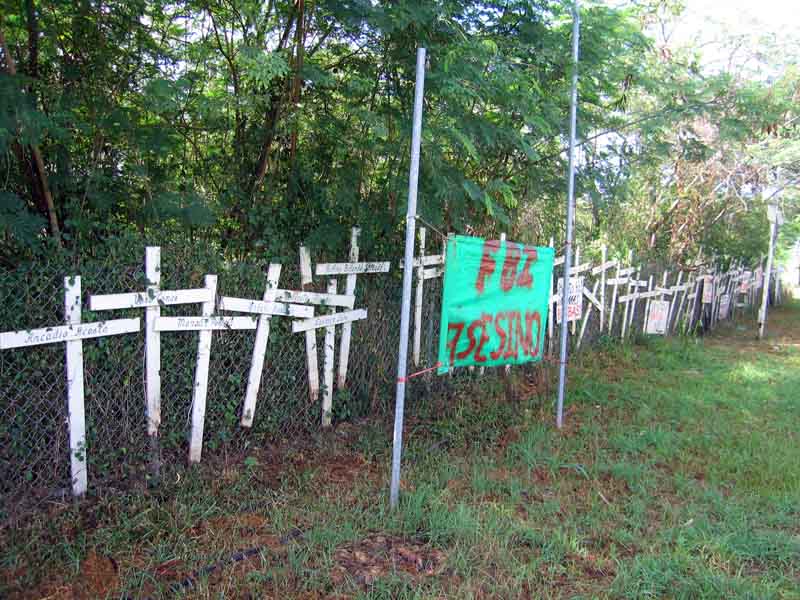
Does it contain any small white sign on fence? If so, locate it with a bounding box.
[0,277,140,497]
[719,294,731,319]
[645,300,670,335]
[556,276,584,324]
[739,271,752,294]
[702,275,714,304]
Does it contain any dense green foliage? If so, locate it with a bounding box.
[1,0,798,266]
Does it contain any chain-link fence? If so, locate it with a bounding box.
[0,239,769,513]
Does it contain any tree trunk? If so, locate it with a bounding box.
[0,15,61,241]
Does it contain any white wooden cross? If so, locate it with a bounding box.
[607,251,634,334]
[290,292,367,426]
[620,266,644,339]
[153,275,257,464]
[0,277,140,496]
[403,227,445,367]
[576,279,601,350]
[314,232,390,388]
[283,245,359,425]
[89,247,214,439]
[619,271,650,339]
[591,250,617,334]
[669,276,691,333]
[642,275,655,333]
[666,271,684,333]
[217,264,314,428]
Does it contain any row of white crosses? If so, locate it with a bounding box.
[550,243,616,349]
[549,247,707,343]
[297,227,389,426]
[399,227,445,368]
[0,236,389,497]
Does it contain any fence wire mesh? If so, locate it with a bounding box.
[0,241,768,512]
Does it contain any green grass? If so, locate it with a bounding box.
[2,304,800,599]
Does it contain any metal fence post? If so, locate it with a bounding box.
[556,2,580,429]
[390,47,426,509]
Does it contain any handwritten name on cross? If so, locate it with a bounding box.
[0,277,140,497]
[152,275,256,464]
[89,247,213,439]
[290,282,367,426]
[217,264,314,428]
[315,228,391,389]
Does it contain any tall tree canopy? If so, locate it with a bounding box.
[0,0,797,267]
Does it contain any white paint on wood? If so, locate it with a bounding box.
[621,260,636,339]
[643,275,655,333]
[144,248,161,436]
[423,266,443,280]
[1,277,142,497]
[627,267,642,336]
[582,286,602,311]
[239,264,282,428]
[338,228,360,388]
[572,246,580,335]
[606,277,630,286]
[154,316,256,331]
[218,296,313,318]
[273,289,355,308]
[299,246,313,287]
[620,289,671,302]
[322,279,337,426]
[702,275,714,304]
[89,247,208,436]
[673,275,691,332]
[719,293,731,319]
[609,251,632,335]
[577,279,600,350]
[646,300,670,334]
[568,262,592,275]
[291,309,368,333]
[89,287,213,310]
[413,228,426,366]
[591,258,617,275]
[0,318,141,349]
[299,246,320,405]
[401,254,444,268]
[666,271,683,333]
[188,275,217,464]
[65,277,87,497]
[599,246,608,331]
[315,261,390,275]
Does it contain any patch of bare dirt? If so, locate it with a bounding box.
[330,534,446,587]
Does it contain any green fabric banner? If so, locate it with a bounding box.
[437,235,554,374]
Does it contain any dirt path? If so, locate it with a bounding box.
[706,301,800,352]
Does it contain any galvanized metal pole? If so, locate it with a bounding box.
[556,3,580,429]
[759,218,777,340]
[390,47,426,509]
